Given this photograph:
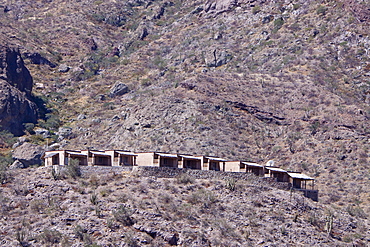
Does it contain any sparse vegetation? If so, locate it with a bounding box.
[0,0,370,245]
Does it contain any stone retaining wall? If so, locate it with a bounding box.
[77,166,290,190]
[80,166,132,177]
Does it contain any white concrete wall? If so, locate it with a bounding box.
[224,161,241,172]
[136,153,155,167]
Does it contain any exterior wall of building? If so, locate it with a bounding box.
[202,157,209,170]
[44,151,65,166]
[136,153,156,167]
[104,150,116,166]
[246,166,264,176]
[271,172,289,182]
[224,161,241,172]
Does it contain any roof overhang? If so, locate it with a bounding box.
[44,152,59,158]
[156,153,178,158]
[242,162,263,168]
[66,151,88,156]
[288,172,314,180]
[180,155,202,160]
[206,157,226,162]
[116,151,137,156]
[90,151,111,157]
[266,167,287,173]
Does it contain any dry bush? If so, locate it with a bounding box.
[113,205,135,226]
[176,173,195,184]
[30,199,47,214]
[38,228,63,245]
[188,189,217,208]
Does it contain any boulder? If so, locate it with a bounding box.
[12,142,44,167]
[9,160,25,170]
[205,49,232,67]
[109,82,129,97]
[34,128,50,138]
[77,114,86,120]
[58,64,70,73]
[57,127,73,141]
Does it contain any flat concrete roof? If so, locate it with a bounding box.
[242,162,264,168]
[116,151,137,156]
[288,172,314,180]
[206,157,226,162]
[179,155,203,160]
[66,151,88,156]
[156,153,178,158]
[90,151,111,156]
[265,167,287,173]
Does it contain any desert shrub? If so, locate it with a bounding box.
[90,191,98,205]
[39,112,61,131]
[252,6,260,14]
[214,219,239,238]
[188,189,216,208]
[15,229,29,247]
[28,134,45,145]
[176,173,195,184]
[30,199,46,213]
[74,225,96,245]
[89,174,100,188]
[38,228,63,245]
[23,123,35,134]
[0,154,12,184]
[0,193,9,214]
[0,129,17,147]
[347,205,367,219]
[113,205,135,226]
[123,230,139,247]
[66,159,81,178]
[51,166,61,180]
[225,178,237,191]
[316,5,327,15]
[273,17,284,32]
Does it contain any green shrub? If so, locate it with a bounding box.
[15,229,29,247]
[176,173,195,184]
[0,129,17,147]
[252,6,260,14]
[113,205,135,226]
[225,178,237,191]
[347,205,367,218]
[23,123,35,134]
[273,17,284,32]
[188,189,216,208]
[90,191,98,205]
[316,5,327,15]
[0,154,12,184]
[38,229,63,245]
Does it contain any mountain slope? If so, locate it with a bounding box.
[0,0,369,243]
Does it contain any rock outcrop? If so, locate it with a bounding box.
[109,82,129,97]
[0,46,38,135]
[12,142,44,167]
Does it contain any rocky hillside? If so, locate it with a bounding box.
[0,0,369,244]
[0,166,369,246]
